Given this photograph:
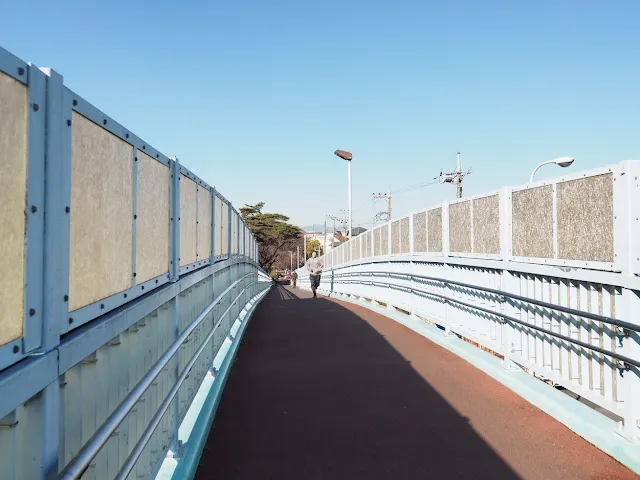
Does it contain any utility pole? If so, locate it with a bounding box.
[440,151,471,199]
[296,246,299,268]
[372,193,392,222]
[289,251,293,271]
[456,151,462,199]
[324,220,327,256]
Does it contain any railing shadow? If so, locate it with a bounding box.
[196,285,520,479]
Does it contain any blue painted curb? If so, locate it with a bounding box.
[170,288,269,480]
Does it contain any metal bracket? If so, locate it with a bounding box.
[615,359,631,377]
[616,327,630,347]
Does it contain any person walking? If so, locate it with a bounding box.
[305,251,324,298]
[290,270,298,288]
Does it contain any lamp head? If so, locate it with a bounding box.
[554,157,575,168]
[334,149,353,161]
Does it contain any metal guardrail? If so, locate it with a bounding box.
[0,43,271,480]
[330,269,640,334]
[58,273,267,479]
[297,253,640,444]
[328,275,639,369]
[114,280,265,480]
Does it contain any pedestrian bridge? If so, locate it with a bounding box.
[1,46,639,479]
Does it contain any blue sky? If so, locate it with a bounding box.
[2,1,639,228]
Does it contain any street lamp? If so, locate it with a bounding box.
[529,157,575,183]
[334,149,353,240]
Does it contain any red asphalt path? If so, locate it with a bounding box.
[196,286,638,480]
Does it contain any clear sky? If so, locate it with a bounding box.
[2,1,639,228]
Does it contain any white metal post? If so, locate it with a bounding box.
[348,160,352,240]
[442,201,454,337]
[499,187,518,369]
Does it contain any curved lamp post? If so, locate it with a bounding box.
[334,150,353,239]
[529,157,575,183]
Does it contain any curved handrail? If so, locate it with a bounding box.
[325,270,639,333]
[58,272,261,479]
[325,276,639,369]
[115,280,266,479]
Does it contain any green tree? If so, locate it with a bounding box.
[240,202,303,273]
[306,239,323,258]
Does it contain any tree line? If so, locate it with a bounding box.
[240,202,323,273]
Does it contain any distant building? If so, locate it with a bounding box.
[304,226,368,255]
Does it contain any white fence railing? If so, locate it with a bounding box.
[297,161,640,444]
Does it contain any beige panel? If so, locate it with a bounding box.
[380,224,389,255]
[197,187,212,261]
[373,228,381,256]
[427,207,443,252]
[449,201,472,253]
[413,212,427,252]
[512,185,553,258]
[0,72,27,345]
[362,231,369,258]
[179,175,197,266]
[557,174,613,262]
[69,113,133,311]
[221,203,229,254]
[400,217,410,254]
[391,221,401,254]
[231,211,238,254]
[472,195,500,255]
[135,152,170,283]
[214,197,222,256]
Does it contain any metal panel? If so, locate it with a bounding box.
[69,112,134,312]
[512,185,554,259]
[363,230,371,259]
[427,207,443,253]
[449,201,472,253]
[0,45,28,84]
[373,227,381,257]
[221,201,229,255]
[196,187,212,262]
[413,212,427,252]
[400,217,410,254]
[557,173,614,263]
[41,69,71,354]
[231,210,238,255]
[22,64,47,357]
[391,220,401,254]
[179,174,197,267]
[136,151,170,284]
[0,69,28,347]
[380,225,389,256]
[472,194,500,255]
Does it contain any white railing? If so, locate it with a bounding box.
[298,160,640,444]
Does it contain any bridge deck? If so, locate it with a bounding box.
[196,286,636,480]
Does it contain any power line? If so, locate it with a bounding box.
[391,178,440,195]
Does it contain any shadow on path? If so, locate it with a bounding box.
[196,285,519,479]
